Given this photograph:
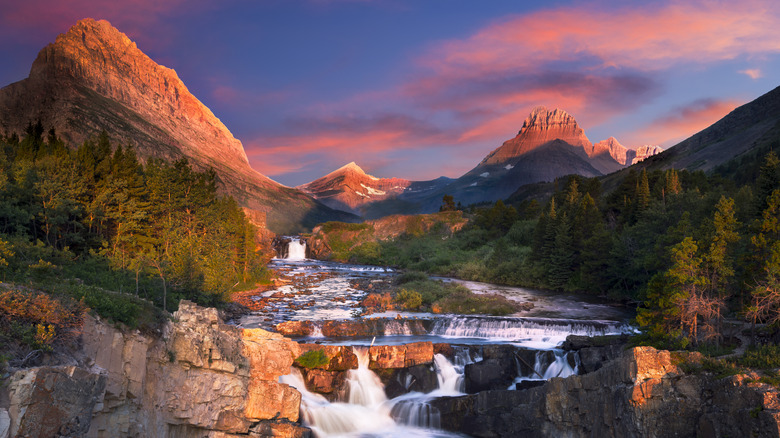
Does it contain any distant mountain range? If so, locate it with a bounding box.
[5,18,775,230]
[302,107,663,216]
[0,18,355,233]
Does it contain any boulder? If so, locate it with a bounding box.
[383,364,439,399]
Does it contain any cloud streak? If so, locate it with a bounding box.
[634,98,740,146]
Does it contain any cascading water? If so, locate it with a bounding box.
[287,238,307,260]
[281,347,468,437]
[510,349,580,389]
[430,316,633,349]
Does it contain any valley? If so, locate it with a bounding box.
[1,11,780,438]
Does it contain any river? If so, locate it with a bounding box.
[234,241,636,437]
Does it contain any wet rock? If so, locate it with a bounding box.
[464,359,515,393]
[295,345,359,371]
[515,380,546,391]
[276,320,314,337]
[368,342,434,369]
[383,364,439,399]
[299,369,347,396]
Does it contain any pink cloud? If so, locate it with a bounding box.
[397,0,780,146]
[739,69,763,80]
[631,98,740,146]
[244,113,449,177]
[420,0,780,78]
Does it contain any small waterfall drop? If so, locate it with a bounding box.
[510,349,579,389]
[287,238,307,260]
[429,316,632,348]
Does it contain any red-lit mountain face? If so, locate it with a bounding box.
[0,18,354,232]
[297,162,412,215]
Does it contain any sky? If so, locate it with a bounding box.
[1,0,780,186]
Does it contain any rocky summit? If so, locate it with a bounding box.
[0,18,353,233]
[398,106,663,209]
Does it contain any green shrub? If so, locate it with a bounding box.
[737,345,780,369]
[396,271,428,285]
[433,289,519,316]
[295,349,330,369]
[395,289,422,310]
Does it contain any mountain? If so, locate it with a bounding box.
[0,18,354,233]
[642,85,780,174]
[408,107,662,209]
[297,162,412,215]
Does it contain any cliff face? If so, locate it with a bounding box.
[432,346,780,438]
[0,18,355,233]
[481,107,591,165]
[2,301,310,438]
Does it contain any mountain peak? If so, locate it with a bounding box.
[521,107,579,133]
[481,106,590,166]
[338,161,365,173]
[25,18,249,169]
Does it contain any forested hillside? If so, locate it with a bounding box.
[0,124,270,358]
[347,153,780,348]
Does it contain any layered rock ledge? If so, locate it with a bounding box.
[431,346,780,438]
[1,301,309,438]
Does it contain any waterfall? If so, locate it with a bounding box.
[429,316,632,348]
[287,238,307,260]
[281,347,468,437]
[281,347,395,437]
[510,349,580,389]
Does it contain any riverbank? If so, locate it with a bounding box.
[2,300,778,437]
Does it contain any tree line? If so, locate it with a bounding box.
[356,151,780,349]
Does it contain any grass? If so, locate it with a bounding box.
[295,349,330,369]
[432,289,520,316]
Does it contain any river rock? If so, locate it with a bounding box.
[276,320,314,336]
[368,342,434,369]
[300,369,347,396]
[295,344,359,371]
[383,364,439,399]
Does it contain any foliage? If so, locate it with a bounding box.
[295,349,330,369]
[736,345,780,369]
[0,127,270,318]
[432,289,519,316]
[394,288,422,310]
[0,287,84,352]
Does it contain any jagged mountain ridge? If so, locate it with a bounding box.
[356,107,663,214]
[0,18,355,233]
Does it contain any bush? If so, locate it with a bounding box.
[395,289,422,310]
[433,289,519,316]
[396,271,428,285]
[737,345,780,369]
[295,349,330,369]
